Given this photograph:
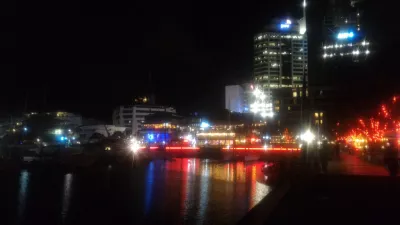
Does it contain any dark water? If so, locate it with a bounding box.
[0,159,272,225]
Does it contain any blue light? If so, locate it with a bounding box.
[23,127,27,132]
[60,136,65,141]
[145,162,154,214]
[145,132,170,143]
[280,24,290,29]
[337,32,354,39]
[200,122,210,129]
[280,19,291,30]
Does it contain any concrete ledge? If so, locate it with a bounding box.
[236,179,291,225]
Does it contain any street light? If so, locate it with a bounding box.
[129,137,141,153]
[300,130,315,144]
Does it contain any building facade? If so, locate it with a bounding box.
[254,18,307,129]
[254,24,307,89]
[304,0,371,131]
[112,105,176,134]
[321,0,369,62]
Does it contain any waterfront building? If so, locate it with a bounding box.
[112,104,176,134]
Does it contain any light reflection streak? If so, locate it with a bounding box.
[180,159,188,218]
[249,165,257,209]
[17,170,30,223]
[197,160,210,225]
[181,159,196,221]
[144,162,154,215]
[61,173,73,223]
[164,159,271,224]
[236,162,245,182]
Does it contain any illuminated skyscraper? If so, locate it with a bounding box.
[254,18,308,90]
[321,0,369,62]
[253,18,307,129]
[306,0,370,130]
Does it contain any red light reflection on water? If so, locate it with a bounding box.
[161,158,271,223]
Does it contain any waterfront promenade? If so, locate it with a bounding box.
[263,153,399,225]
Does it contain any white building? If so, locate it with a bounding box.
[225,85,245,113]
[112,105,176,134]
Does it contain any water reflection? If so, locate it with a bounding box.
[145,162,154,214]
[197,159,210,225]
[7,159,272,225]
[61,173,73,223]
[17,170,30,223]
[181,159,197,222]
[158,159,271,224]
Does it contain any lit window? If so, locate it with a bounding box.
[320,112,323,117]
[288,106,291,111]
[314,113,319,118]
[320,120,323,124]
[275,107,280,112]
[293,92,298,97]
[269,42,276,46]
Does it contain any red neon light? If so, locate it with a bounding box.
[222,147,300,151]
[166,146,200,150]
[150,146,159,150]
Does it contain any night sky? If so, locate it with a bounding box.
[1,0,398,122]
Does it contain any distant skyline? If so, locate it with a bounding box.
[1,0,398,121]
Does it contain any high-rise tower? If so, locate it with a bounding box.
[254,18,307,129]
